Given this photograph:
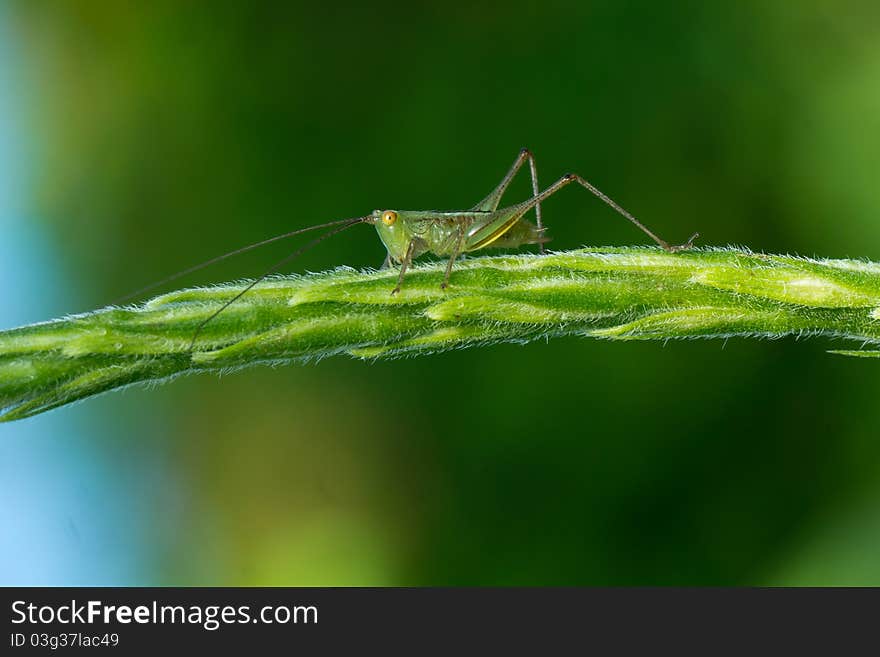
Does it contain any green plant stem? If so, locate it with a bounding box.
[2,246,880,421]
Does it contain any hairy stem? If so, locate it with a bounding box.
[2,246,880,421]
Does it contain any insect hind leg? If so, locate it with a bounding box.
[509,173,698,253]
[472,148,545,253]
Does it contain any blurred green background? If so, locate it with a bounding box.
[3,1,880,585]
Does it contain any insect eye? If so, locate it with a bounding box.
[381,210,398,226]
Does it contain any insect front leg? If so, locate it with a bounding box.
[391,240,416,296]
[508,174,698,253]
[472,148,545,253]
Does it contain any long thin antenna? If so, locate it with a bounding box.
[113,217,366,305]
[188,217,365,350]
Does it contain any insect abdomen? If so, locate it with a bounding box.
[487,219,545,249]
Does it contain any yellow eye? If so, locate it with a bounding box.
[381,210,398,226]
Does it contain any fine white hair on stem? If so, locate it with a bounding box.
[1,246,879,422]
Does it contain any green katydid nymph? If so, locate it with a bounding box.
[120,148,698,348]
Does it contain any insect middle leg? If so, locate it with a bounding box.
[472,148,545,253]
[441,229,466,289]
[508,173,699,252]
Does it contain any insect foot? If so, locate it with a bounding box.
[391,286,401,296]
[666,232,701,253]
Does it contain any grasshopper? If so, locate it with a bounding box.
[121,148,698,347]
[370,148,697,295]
